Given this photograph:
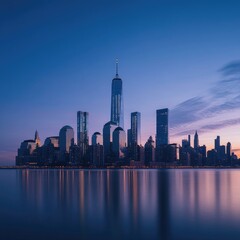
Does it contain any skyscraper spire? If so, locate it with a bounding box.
[34,130,41,147]
[111,58,124,128]
[194,130,199,149]
[116,58,119,77]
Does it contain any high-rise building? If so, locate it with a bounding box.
[59,126,74,153]
[214,136,220,151]
[59,125,74,162]
[127,129,131,148]
[77,111,89,158]
[144,136,155,165]
[103,121,117,163]
[92,132,104,166]
[130,112,141,161]
[227,142,231,159]
[42,136,60,164]
[110,60,124,128]
[131,112,141,145]
[92,132,103,145]
[194,131,199,149]
[219,145,226,160]
[156,108,169,147]
[112,127,126,161]
[35,130,41,147]
[188,134,191,147]
[182,139,189,148]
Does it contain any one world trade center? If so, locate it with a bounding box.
[110,59,124,129]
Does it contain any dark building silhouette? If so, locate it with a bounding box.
[144,136,155,165]
[156,144,177,165]
[188,134,191,147]
[16,131,42,165]
[127,129,131,148]
[42,136,60,164]
[59,125,74,163]
[69,144,81,165]
[214,136,220,151]
[91,132,104,166]
[227,142,231,160]
[112,127,126,163]
[207,149,218,166]
[199,145,207,165]
[194,131,199,150]
[103,121,117,164]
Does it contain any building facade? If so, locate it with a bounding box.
[77,111,89,159]
[130,112,141,161]
[59,125,74,162]
[111,60,124,128]
[103,121,117,164]
[112,127,126,162]
[156,108,169,146]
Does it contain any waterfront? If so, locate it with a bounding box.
[1,169,240,240]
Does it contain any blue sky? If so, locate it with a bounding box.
[1,0,240,165]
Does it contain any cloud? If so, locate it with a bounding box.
[170,60,240,137]
[170,96,206,127]
[172,118,240,137]
[219,60,240,77]
[201,118,240,131]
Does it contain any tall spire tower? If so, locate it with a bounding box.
[34,130,41,147]
[110,59,124,129]
[194,131,199,149]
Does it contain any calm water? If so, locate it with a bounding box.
[0,169,240,240]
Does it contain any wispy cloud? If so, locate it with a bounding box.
[219,60,240,77]
[170,60,240,137]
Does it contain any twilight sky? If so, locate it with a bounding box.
[1,0,240,165]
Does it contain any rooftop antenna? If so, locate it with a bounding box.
[116,58,119,77]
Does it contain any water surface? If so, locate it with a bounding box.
[0,169,240,240]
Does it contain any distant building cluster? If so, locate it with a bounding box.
[16,61,239,167]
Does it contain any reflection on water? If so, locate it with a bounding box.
[0,169,240,239]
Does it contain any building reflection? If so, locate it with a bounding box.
[16,169,240,240]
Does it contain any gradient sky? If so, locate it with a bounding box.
[1,0,240,165]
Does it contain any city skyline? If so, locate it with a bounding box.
[1,1,240,165]
[3,58,240,165]
[15,68,239,167]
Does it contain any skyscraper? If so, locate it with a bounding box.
[156,108,169,147]
[131,112,141,145]
[111,60,124,128]
[194,131,199,149]
[35,130,41,147]
[92,132,104,166]
[59,125,74,162]
[130,112,141,161]
[92,132,103,146]
[144,136,155,165]
[112,127,126,161]
[127,129,132,148]
[214,136,220,151]
[103,121,117,163]
[188,134,191,147]
[227,142,231,159]
[77,111,89,158]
